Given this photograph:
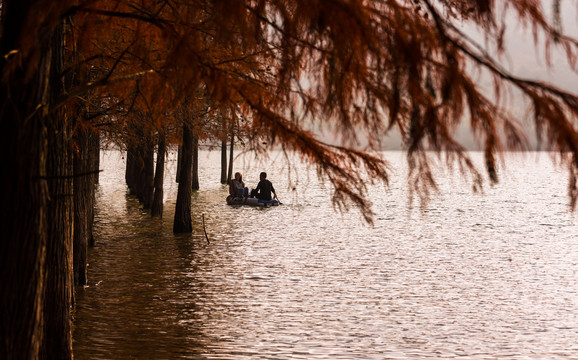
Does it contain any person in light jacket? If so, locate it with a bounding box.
[229,172,248,198]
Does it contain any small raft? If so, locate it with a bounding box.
[226,195,280,207]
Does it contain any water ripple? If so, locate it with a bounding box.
[73,150,578,359]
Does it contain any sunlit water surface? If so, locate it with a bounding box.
[72,150,578,359]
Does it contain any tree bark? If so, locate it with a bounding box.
[40,20,73,360]
[221,140,227,184]
[0,82,49,360]
[42,107,73,360]
[72,127,98,285]
[151,130,166,218]
[173,124,193,233]
[0,1,56,358]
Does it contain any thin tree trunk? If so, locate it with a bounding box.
[192,132,199,190]
[173,124,193,233]
[87,130,99,247]
[152,130,166,218]
[221,140,227,184]
[125,147,132,189]
[91,128,100,185]
[73,129,97,274]
[73,128,91,287]
[134,144,146,202]
[126,145,137,194]
[227,131,234,184]
[142,140,155,209]
[176,145,182,183]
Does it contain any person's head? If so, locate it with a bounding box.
[260,172,267,180]
[235,172,242,181]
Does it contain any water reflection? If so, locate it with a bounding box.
[73,150,578,359]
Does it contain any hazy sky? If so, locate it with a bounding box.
[458,0,578,150]
[380,0,578,151]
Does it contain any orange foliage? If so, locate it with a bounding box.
[7,0,578,217]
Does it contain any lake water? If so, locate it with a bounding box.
[72,150,578,359]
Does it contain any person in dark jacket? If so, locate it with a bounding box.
[250,172,277,201]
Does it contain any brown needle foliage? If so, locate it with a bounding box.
[14,0,578,219]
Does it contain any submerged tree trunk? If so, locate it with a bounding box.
[192,132,199,190]
[91,129,100,184]
[173,124,193,233]
[40,21,74,360]
[0,78,49,360]
[73,128,91,287]
[42,111,73,360]
[221,140,227,184]
[142,140,155,209]
[134,144,146,202]
[125,147,132,189]
[152,130,166,218]
[87,130,99,247]
[125,145,138,194]
[227,131,234,184]
[0,2,59,357]
[176,145,182,183]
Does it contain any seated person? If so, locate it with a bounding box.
[229,172,248,198]
[250,172,277,201]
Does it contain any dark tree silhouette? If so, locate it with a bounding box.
[151,129,166,218]
[221,140,228,184]
[173,124,194,233]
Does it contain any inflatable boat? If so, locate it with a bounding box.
[226,195,280,207]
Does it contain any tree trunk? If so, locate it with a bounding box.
[0,1,56,357]
[40,21,74,360]
[142,140,155,209]
[125,147,132,189]
[227,131,234,184]
[151,130,166,218]
[125,145,137,194]
[134,144,146,202]
[72,124,98,287]
[173,124,193,233]
[87,130,99,247]
[176,145,182,183]
[73,128,90,287]
[221,140,227,184]
[42,107,73,360]
[91,128,100,185]
[0,80,49,360]
[192,132,199,190]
